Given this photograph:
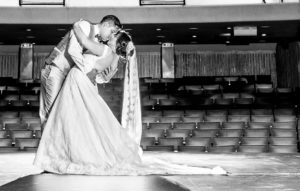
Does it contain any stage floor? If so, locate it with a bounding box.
[1,152,300,191]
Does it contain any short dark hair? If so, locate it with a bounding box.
[100,15,122,29]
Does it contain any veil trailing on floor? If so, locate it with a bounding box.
[121,42,142,146]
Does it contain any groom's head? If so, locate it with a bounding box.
[99,15,122,41]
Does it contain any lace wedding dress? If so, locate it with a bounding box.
[33,46,227,176]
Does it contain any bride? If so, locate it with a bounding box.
[33,22,227,175]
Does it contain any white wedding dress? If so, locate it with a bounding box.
[33,51,227,175]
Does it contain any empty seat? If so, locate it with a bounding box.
[244,129,269,137]
[0,131,9,138]
[149,123,171,130]
[269,145,298,153]
[206,110,227,116]
[248,122,271,129]
[142,129,165,141]
[140,137,155,150]
[208,146,236,153]
[222,122,245,130]
[182,117,203,124]
[227,115,250,123]
[19,111,39,118]
[204,115,226,123]
[0,138,12,147]
[271,129,296,137]
[15,138,40,150]
[3,94,19,101]
[178,145,206,152]
[228,109,250,116]
[146,145,174,152]
[251,109,273,115]
[193,130,218,138]
[163,110,184,117]
[159,99,178,106]
[218,129,243,138]
[0,112,18,118]
[173,122,196,130]
[9,100,27,107]
[238,145,268,153]
[274,109,295,116]
[272,122,296,129]
[223,93,239,99]
[215,98,233,106]
[275,115,296,122]
[185,110,205,119]
[166,129,191,139]
[10,130,33,141]
[21,117,41,125]
[240,137,268,146]
[142,99,157,108]
[159,117,182,124]
[240,93,255,99]
[185,137,211,147]
[142,117,160,124]
[212,137,240,147]
[235,98,253,105]
[142,110,162,117]
[20,95,39,102]
[269,137,297,146]
[5,123,27,130]
[251,115,274,123]
[158,137,183,151]
[198,122,220,130]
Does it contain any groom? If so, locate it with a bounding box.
[40,15,122,129]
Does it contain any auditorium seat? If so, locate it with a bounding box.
[0,138,13,147]
[166,129,192,139]
[238,145,268,153]
[223,93,239,99]
[142,99,157,109]
[159,117,182,124]
[140,137,155,150]
[244,129,269,137]
[241,85,255,94]
[0,130,9,138]
[274,108,295,116]
[234,98,253,106]
[146,145,174,152]
[184,110,205,118]
[222,122,245,129]
[269,145,298,153]
[173,122,196,130]
[157,137,184,151]
[193,130,218,138]
[274,115,297,122]
[212,137,240,147]
[248,122,271,129]
[142,110,162,117]
[5,123,27,131]
[203,84,221,94]
[29,100,40,107]
[215,98,233,106]
[142,129,165,141]
[33,130,42,139]
[269,137,297,146]
[218,129,243,138]
[251,115,274,123]
[272,122,296,130]
[204,115,227,123]
[1,118,21,126]
[208,146,237,153]
[184,137,211,147]
[21,117,41,126]
[10,130,33,141]
[10,100,27,107]
[206,109,227,116]
[270,129,297,137]
[0,111,18,118]
[15,138,40,150]
[240,137,268,146]
[228,109,250,116]
[19,111,39,118]
[178,145,206,152]
[159,99,178,107]
[20,95,39,102]
[227,115,250,123]
[150,94,168,102]
[142,116,160,124]
[149,123,171,130]
[163,110,184,117]
[251,109,273,115]
[240,93,255,99]
[198,122,220,130]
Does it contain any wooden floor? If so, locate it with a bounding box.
[1,152,300,191]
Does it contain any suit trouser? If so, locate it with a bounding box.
[39,64,66,130]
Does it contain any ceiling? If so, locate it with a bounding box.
[0,20,299,45]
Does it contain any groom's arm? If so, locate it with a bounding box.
[67,20,91,71]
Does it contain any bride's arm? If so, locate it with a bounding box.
[73,21,106,57]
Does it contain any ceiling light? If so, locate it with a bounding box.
[189,27,198,30]
[26,36,35,39]
[26,29,31,32]
[261,33,267,37]
[157,35,165,38]
[220,33,231,37]
[158,42,162,44]
[156,28,162,31]
[226,40,230,44]
[192,35,197,38]
[227,27,232,30]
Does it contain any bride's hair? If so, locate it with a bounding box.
[115,31,133,58]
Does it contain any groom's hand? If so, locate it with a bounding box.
[86,69,98,85]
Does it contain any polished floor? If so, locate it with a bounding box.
[1,152,300,191]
